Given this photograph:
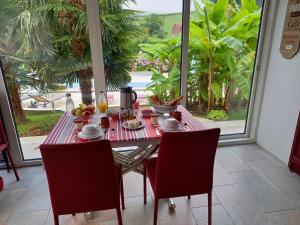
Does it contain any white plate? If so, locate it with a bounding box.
[122,121,145,130]
[160,124,184,132]
[78,131,104,140]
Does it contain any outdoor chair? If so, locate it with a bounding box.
[0,115,19,181]
[40,140,125,225]
[143,129,221,225]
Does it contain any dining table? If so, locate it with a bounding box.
[43,105,206,209]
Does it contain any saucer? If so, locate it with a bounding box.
[160,123,183,132]
[78,130,104,140]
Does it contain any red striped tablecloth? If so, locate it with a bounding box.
[43,105,205,147]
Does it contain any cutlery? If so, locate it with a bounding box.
[155,127,160,136]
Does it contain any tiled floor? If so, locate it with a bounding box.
[1,144,300,225]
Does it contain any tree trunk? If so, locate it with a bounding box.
[1,60,26,123]
[207,60,214,113]
[78,67,93,105]
[9,82,26,123]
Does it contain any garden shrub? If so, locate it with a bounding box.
[207,110,228,121]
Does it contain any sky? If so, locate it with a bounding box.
[124,0,198,14]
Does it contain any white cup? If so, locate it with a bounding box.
[151,113,159,125]
[164,118,179,129]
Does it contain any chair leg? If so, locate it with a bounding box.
[187,195,191,200]
[6,149,20,181]
[120,174,125,210]
[208,192,212,225]
[153,198,159,225]
[72,213,75,216]
[143,163,147,204]
[2,151,10,172]
[54,214,59,225]
[116,207,123,225]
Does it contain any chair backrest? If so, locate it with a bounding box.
[40,140,120,215]
[155,128,220,199]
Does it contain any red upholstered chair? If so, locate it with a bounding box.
[143,128,221,225]
[0,116,19,181]
[40,140,125,225]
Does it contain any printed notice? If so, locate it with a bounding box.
[280,0,300,58]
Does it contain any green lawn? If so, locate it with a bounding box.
[139,11,198,37]
[227,110,247,121]
[17,110,63,137]
[160,11,198,36]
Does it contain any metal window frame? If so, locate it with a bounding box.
[0,0,272,166]
[179,0,271,143]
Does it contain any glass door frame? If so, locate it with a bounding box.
[179,0,271,142]
[0,0,271,166]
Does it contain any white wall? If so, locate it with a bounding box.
[257,0,300,164]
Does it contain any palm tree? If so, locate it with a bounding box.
[0,0,59,122]
[34,0,140,103]
[1,0,140,122]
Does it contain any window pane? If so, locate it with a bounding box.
[0,1,95,160]
[101,0,183,107]
[186,0,264,135]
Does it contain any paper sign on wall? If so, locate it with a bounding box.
[280,0,300,59]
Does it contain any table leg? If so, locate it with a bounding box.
[168,198,176,209]
[84,212,93,220]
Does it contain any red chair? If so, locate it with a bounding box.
[0,116,19,181]
[40,140,125,225]
[143,129,220,225]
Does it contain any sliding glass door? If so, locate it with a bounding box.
[101,0,183,107]
[184,0,265,136]
[0,0,96,160]
[0,0,267,163]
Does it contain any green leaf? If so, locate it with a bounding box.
[212,0,228,24]
[216,36,243,52]
[211,82,222,99]
[241,0,259,13]
[193,0,205,17]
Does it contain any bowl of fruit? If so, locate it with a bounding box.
[150,95,183,114]
[71,103,96,118]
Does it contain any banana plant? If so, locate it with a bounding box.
[188,0,261,113]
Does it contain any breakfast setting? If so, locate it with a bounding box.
[67,86,189,142]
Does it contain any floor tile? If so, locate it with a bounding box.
[247,160,300,195]
[15,173,51,213]
[256,148,287,168]
[228,144,265,161]
[7,209,49,225]
[216,147,250,173]
[214,184,263,225]
[0,166,43,190]
[251,209,300,225]
[191,205,235,225]
[157,197,197,225]
[123,195,154,225]
[123,172,150,198]
[231,170,295,213]
[46,211,85,225]
[84,209,119,225]
[185,192,221,208]
[0,188,27,225]
[213,162,236,187]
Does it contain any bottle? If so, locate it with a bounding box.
[98,91,108,113]
[66,93,75,114]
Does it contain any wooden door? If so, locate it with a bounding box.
[289,112,300,175]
